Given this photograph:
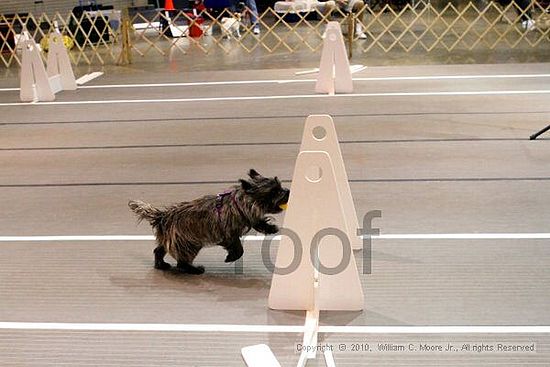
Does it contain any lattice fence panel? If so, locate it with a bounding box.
[1,1,548,68]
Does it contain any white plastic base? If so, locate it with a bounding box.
[242,344,282,367]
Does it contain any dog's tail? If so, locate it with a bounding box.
[128,200,163,225]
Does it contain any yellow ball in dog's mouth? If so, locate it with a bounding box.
[279,203,288,210]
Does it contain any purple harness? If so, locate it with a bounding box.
[215,190,250,228]
[215,189,233,218]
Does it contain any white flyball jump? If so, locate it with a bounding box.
[242,115,363,366]
[20,30,76,102]
[269,116,363,312]
[299,115,362,251]
[315,22,353,95]
[46,31,77,93]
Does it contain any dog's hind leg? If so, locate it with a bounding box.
[175,242,205,275]
[153,246,171,271]
[177,261,205,275]
[223,236,244,263]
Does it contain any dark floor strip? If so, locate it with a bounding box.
[1,111,549,126]
[1,177,550,188]
[2,138,542,152]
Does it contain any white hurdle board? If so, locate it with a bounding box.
[20,37,55,102]
[46,31,77,93]
[268,150,364,312]
[20,30,76,102]
[300,115,362,250]
[315,22,353,94]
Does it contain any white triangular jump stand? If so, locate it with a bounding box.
[244,116,364,367]
[268,150,364,365]
[268,150,364,311]
[300,115,362,251]
[20,36,55,102]
[315,21,353,95]
[20,28,76,102]
[46,30,77,94]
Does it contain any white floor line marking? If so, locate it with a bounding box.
[1,233,549,242]
[319,326,550,334]
[373,233,550,240]
[353,74,550,81]
[2,73,550,92]
[0,322,548,333]
[0,90,549,107]
[0,322,303,333]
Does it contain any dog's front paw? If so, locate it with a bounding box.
[225,248,244,263]
[263,224,279,234]
[191,265,205,275]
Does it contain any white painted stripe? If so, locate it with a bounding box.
[0,90,549,107]
[374,233,550,240]
[75,72,104,86]
[81,79,313,88]
[0,79,306,92]
[247,233,550,240]
[0,235,155,242]
[0,322,548,334]
[320,326,550,334]
[1,73,549,92]
[0,322,303,333]
[1,233,549,242]
[353,73,550,81]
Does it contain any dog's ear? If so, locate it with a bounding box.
[248,169,260,179]
[240,179,254,192]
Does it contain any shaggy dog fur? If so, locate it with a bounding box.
[129,169,289,274]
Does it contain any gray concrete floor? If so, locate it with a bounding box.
[0,62,549,366]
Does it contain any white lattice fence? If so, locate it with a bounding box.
[1,1,548,68]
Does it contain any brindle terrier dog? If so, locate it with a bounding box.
[129,169,289,274]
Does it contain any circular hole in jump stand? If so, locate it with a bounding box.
[312,126,327,141]
[306,165,323,183]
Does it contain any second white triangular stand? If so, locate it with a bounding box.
[300,115,361,250]
[20,37,55,102]
[46,30,77,94]
[315,21,353,94]
[268,150,364,311]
